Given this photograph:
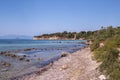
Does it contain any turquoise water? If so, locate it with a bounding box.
[0,39,86,80]
[0,39,86,52]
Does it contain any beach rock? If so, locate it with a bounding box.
[1,62,4,65]
[60,64,68,70]
[19,57,25,61]
[0,51,6,55]
[34,55,36,57]
[7,53,11,56]
[98,75,106,80]
[38,58,42,60]
[23,55,27,57]
[24,48,32,51]
[1,62,11,67]
[26,59,30,62]
[5,63,11,67]
[61,52,69,57]
[11,54,17,58]
[1,69,8,72]
[45,48,47,50]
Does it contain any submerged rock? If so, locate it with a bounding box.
[26,59,30,62]
[23,55,27,57]
[11,54,17,58]
[19,57,25,61]
[1,62,11,67]
[38,58,42,60]
[0,51,6,55]
[24,48,32,51]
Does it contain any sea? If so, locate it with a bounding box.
[0,39,86,80]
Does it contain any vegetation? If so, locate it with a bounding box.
[90,39,100,51]
[34,31,94,40]
[89,26,120,80]
[35,26,120,80]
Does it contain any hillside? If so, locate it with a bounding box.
[34,26,120,80]
[90,26,120,80]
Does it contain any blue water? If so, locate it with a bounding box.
[0,39,87,79]
[0,39,86,52]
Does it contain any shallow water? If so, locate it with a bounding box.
[0,39,86,80]
[0,39,86,51]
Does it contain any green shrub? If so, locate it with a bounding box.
[90,39,100,51]
[99,48,120,79]
[94,49,106,62]
[90,26,120,80]
[109,64,120,80]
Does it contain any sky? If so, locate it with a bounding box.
[0,0,120,36]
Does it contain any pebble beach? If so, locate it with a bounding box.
[21,48,100,80]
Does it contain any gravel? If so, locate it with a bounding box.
[21,48,101,80]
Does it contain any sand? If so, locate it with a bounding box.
[20,47,100,80]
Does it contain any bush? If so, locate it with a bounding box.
[90,39,100,51]
[94,49,106,62]
[99,48,120,79]
[110,65,120,80]
[90,26,120,80]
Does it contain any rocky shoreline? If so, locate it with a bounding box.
[19,47,101,80]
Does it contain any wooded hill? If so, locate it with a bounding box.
[34,26,120,40]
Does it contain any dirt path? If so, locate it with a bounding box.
[23,48,100,80]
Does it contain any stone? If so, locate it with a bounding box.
[38,58,42,60]
[60,64,68,70]
[1,69,8,72]
[100,43,104,47]
[23,55,26,57]
[11,54,17,58]
[98,75,106,80]
[26,59,30,62]
[19,57,25,61]
[61,52,69,57]
[1,62,11,67]
[5,63,11,67]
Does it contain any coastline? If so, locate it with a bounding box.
[19,47,100,80]
[0,40,87,80]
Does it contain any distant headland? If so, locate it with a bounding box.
[33,31,85,40]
